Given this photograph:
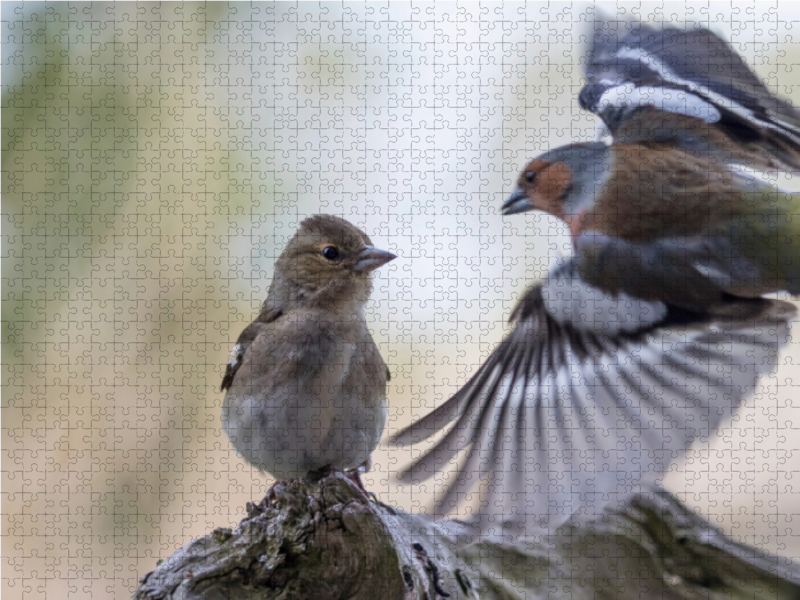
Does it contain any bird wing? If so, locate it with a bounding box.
[389,261,795,529]
[580,22,800,170]
[570,230,767,311]
[572,198,800,302]
[224,311,350,397]
[220,305,283,392]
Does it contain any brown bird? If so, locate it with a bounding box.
[390,22,798,533]
[221,215,396,486]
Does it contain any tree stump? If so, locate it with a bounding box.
[133,470,800,599]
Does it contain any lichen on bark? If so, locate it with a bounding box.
[133,470,800,600]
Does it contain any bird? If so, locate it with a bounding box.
[221,214,396,489]
[389,21,799,533]
[503,141,800,308]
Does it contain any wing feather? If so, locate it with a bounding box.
[581,22,800,171]
[390,263,796,531]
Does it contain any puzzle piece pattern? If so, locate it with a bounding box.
[3,3,800,598]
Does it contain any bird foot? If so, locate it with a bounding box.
[344,468,378,503]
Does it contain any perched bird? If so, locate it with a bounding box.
[390,22,799,532]
[222,215,396,486]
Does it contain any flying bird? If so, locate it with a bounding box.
[390,22,799,532]
[222,215,396,489]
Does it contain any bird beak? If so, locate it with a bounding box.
[502,187,534,215]
[353,245,397,272]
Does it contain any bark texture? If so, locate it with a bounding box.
[133,470,800,599]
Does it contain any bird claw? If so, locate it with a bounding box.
[345,468,372,498]
[342,468,379,503]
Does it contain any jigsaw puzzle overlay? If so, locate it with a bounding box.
[4,2,800,598]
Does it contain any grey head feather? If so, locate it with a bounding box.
[537,143,612,212]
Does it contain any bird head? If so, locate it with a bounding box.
[269,215,396,310]
[503,142,611,224]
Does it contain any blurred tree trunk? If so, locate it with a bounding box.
[133,469,800,600]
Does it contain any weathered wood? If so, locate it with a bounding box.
[133,470,800,599]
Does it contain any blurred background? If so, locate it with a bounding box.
[4,1,800,597]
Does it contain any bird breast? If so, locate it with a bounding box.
[587,145,741,241]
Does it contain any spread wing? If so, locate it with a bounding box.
[580,22,800,170]
[390,261,795,530]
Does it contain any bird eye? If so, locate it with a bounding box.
[525,171,537,184]
[321,246,339,260]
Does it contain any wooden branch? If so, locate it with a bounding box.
[133,469,800,599]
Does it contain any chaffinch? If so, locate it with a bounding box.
[503,140,800,309]
[390,22,798,531]
[222,215,396,487]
